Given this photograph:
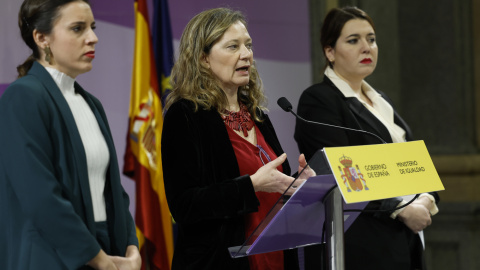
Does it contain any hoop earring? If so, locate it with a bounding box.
[44,46,52,64]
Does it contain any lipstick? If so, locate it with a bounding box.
[360,58,372,64]
[85,51,95,59]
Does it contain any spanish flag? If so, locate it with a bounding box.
[123,0,174,269]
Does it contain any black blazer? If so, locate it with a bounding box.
[162,99,298,270]
[294,76,438,270]
[0,62,138,270]
[295,76,413,155]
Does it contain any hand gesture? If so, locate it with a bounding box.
[250,153,297,195]
[282,154,316,193]
[296,154,316,182]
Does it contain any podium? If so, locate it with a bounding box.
[229,141,444,270]
[229,150,366,270]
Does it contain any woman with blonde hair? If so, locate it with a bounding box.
[162,7,314,270]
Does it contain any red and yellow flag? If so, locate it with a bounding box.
[123,0,173,269]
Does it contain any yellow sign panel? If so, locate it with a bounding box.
[323,140,444,204]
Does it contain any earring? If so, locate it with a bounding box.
[44,46,52,64]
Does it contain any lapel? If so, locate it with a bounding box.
[76,84,123,241]
[75,83,115,161]
[205,107,242,178]
[75,84,120,205]
[392,109,413,141]
[345,97,393,143]
[256,115,280,154]
[28,62,96,231]
[324,77,393,143]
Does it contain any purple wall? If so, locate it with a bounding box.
[90,0,135,28]
[89,0,310,62]
[168,1,310,62]
[0,84,7,97]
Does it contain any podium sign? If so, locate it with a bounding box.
[323,140,444,204]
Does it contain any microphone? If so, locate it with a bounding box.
[277,97,293,112]
[277,97,386,144]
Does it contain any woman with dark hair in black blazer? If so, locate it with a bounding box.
[0,1,140,269]
[295,6,439,270]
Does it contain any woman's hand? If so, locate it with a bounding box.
[109,245,142,270]
[87,250,118,270]
[282,154,316,193]
[251,153,297,195]
[397,198,432,233]
[296,153,316,182]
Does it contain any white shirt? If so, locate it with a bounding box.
[45,67,109,222]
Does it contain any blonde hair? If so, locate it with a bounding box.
[164,7,266,121]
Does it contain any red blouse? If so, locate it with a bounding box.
[225,124,284,270]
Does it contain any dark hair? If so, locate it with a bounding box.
[321,6,375,68]
[17,0,90,78]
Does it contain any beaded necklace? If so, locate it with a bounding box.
[222,103,254,137]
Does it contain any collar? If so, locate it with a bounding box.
[325,67,405,142]
[44,67,76,96]
[324,67,381,104]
